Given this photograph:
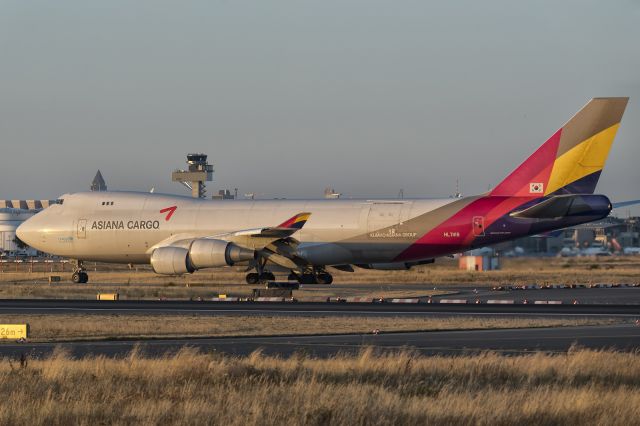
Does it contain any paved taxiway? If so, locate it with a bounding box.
[0,324,638,358]
[431,286,640,305]
[1,287,638,359]
[0,299,639,317]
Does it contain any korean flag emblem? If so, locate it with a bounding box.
[529,183,544,194]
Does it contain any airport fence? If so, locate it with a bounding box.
[0,259,69,273]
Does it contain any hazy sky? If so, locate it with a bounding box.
[1,1,639,210]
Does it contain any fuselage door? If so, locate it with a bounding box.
[472,216,485,237]
[77,219,87,239]
[367,203,403,233]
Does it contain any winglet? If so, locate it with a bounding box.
[277,212,311,229]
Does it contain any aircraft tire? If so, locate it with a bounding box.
[72,272,81,284]
[259,272,275,282]
[80,272,89,284]
[317,273,333,284]
[245,273,260,285]
[300,274,318,284]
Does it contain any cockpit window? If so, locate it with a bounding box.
[55,199,64,205]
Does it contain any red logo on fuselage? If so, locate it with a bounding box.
[160,206,177,221]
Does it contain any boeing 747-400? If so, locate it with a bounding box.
[17,97,629,284]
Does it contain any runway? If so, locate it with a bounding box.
[0,324,638,359]
[0,298,639,317]
[431,286,640,305]
[1,296,638,359]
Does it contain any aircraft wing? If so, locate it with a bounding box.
[150,212,311,250]
[207,212,312,270]
[150,212,313,271]
[212,212,311,241]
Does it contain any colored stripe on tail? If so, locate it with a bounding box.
[490,97,628,197]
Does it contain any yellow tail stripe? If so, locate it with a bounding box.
[295,213,311,222]
[545,123,620,195]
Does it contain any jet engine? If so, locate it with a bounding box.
[151,239,254,275]
[188,239,254,269]
[150,247,194,275]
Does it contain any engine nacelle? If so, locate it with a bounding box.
[151,240,254,275]
[150,247,194,275]
[189,239,254,269]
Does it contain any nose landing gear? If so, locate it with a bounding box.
[72,271,88,284]
[71,260,89,284]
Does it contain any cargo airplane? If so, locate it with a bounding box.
[17,98,629,284]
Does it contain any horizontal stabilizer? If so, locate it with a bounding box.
[612,199,640,209]
[510,194,611,220]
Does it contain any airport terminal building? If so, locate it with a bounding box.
[0,200,57,253]
[0,207,37,253]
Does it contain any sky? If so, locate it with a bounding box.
[1,0,639,214]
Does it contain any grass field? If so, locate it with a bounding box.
[1,348,639,425]
[1,256,639,300]
[0,314,616,342]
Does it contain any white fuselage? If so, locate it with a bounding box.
[17,192,453,265]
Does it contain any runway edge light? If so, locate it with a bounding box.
[0,324,28,340]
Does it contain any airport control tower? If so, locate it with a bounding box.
[171,153,214,198]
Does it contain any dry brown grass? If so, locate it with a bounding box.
[1,257,639,300]
[3,256,640,285]
[1,348,639,425]
[0,314,618,342]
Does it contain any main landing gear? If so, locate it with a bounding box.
[287,270,333,284]
[245,271,276,285]
[71,260,89,284]
[244,257,333,285]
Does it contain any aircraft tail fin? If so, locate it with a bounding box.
[490,97,628,197]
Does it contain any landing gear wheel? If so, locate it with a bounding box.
[300,274,318,284]
[72,272,89,284]
[246,273,260,285]
[317,273,333,284]
[259,272,275,283]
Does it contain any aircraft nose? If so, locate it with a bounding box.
[16,217,37,248]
